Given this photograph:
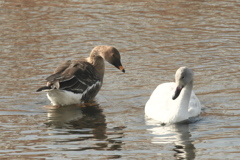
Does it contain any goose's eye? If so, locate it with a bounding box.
[181,76,185,80]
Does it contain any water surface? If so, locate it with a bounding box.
[1,0,240,159]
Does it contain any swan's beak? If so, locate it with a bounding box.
[172,86,183,100]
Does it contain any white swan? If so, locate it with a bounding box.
[145,67,201,124]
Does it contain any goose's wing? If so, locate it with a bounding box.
[46,60,102,102]
[52,60,72,74]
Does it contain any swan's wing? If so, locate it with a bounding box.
[147,82,175,106]
[145,82,176,119]
[188,91,202,117]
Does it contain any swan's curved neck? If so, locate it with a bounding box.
[172,80,193,121]
[179,80,193,107]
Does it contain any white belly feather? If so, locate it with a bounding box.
[47,90,82,106]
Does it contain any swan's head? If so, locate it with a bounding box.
[172,67,194,100]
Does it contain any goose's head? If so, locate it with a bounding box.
[93,46,125,73]
[172,67,194,100]
[104,46,125,73]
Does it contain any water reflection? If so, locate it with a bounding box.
[45,104,124,155]
[45,104,106,138]
[146,120,195,160]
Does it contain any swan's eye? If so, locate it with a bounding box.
[181,76,185,80]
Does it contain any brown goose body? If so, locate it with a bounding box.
[37,45,125,106]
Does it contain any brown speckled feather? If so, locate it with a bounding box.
[37,45,125,105]
[43,60,101,102]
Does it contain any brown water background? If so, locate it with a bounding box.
[0,0,239,159]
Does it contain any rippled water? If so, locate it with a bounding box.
[1,0,240,159]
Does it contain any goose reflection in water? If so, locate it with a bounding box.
[46,103,104,127]
[146,119,196,160]
[44,103,125,155]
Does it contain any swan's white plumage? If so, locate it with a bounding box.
[145,67,201,124]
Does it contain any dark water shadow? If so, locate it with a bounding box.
[146,119,196,160]
[44,103,125,156]
[45,103,106,138]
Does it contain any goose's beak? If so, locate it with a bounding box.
[118,66,125,73]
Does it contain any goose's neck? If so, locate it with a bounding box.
[86,51,105,78]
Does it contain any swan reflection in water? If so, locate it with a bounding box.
[146,119,197,160]
[44,103,125,155]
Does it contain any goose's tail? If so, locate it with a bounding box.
[36,86,52,92]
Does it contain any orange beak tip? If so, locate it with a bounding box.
[119,66,125,73]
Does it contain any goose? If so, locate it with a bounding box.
[145,67,201,124]
[37,45,125,107]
